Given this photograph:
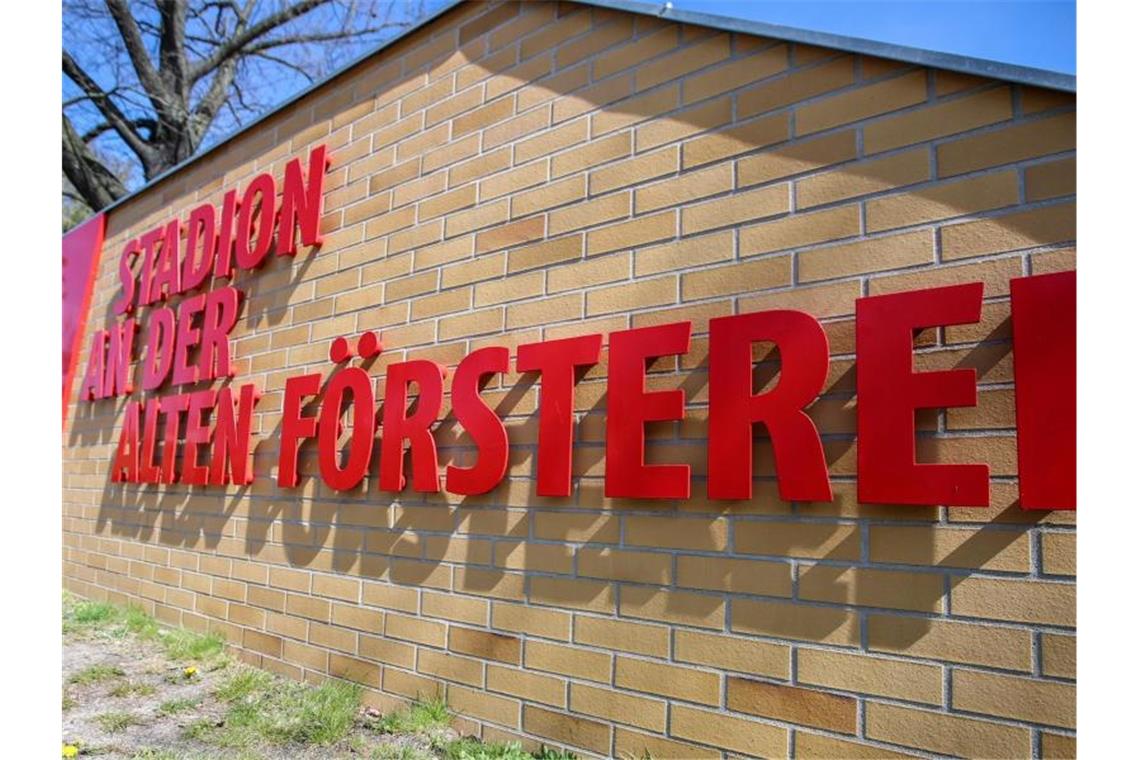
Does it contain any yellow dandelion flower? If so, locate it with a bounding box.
[183,666,198,678]
[62,745,79,758]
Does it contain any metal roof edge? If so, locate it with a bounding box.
[580,0,1075,93]
[90,0,1075,222]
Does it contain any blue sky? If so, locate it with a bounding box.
[670,0,1075,74]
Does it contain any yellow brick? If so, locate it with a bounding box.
[636,34,729,92]
[491,603,570,642]
[507,234,583,273]
[593,25,678,80]
[453,95,515,138]
[548,192,629,235]
[385,612,446,647]
[358,634,415,668]
[681,256,789,300]
[866,170,1019,232]
[578,547,671,584]
[674,629,789,679]
[1042,633,1075,679]
[953,669,1074,729]
[864,87,1013,154]
[683,45,788,105]
[866,702,1031,758]
[591,85,679,137]
[533,512,620,544]
[449,146,511,187]
[586,275,675,316]
[411,288,470,320]
[445,199,510,237]
[449,626,521,665]
[737,129,857,188]
[733,598,858,645]
[487,664,566,708]
[417,649,483,687]
[474,271,544,308]
[938,112,1074,176]
[494,542,573,574]
[586,211,675,256]
[795,733,919,760]
[951,577,1074,626]
[515,118,588,164]
[1042,531,1075,576]
[476,216,545,255]
[526,640,611,683]
[480,161,548,202]
[362,582,418,613]
[728,677,857,733]
[740,204,861,257]
[620,586,724,630]
[738,56,855,119]
[615,656,719,705]
[523,704,610,756]
[614,727,720,760]
[671,704,787,758]
[551,131,631,178]
[570,682,666,732]
[624,515,727,551]
[941,202,1075,260]
[590,147,679,195]
[574,616,669,658]
[799,648,942,704]
[681,184,789,235]
[530,576,615,614]
[737,521,859,561]
[441,253,504,288]
[1041,732,1077,760]
[548,252,629,293]
[868,256,1022,296]
[681,112,790,169]
[636,96,733,152]
[484,107,551,150]
[634,230,733,276]
[512,174,586,218]
[446,682,520,728]
[799,148,931,208]
[677,554,791,597]
[798,70,928,135]
[1026,156,1075,201]
[798,229,933,282]
[635,164,731,214]
[506,293,581,329]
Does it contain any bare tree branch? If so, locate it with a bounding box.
[189,0,329,81]
[63,50,159,171]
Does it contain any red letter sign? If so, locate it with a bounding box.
[517,334,602,497]
[380,361,445,493]
[708,310,832,502]
[447,347,510,495]
[856,283,989,506]
[606,322,692,499]
[1010,271,1076,510]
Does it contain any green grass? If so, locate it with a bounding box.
[214,667,274,702]
[95,710,141,733]
[109,680,157,698]
[371,696,452,734]
[64,592,226,664]
[158,697,199,716]
[69,664,125,685]
[373,744,435,760]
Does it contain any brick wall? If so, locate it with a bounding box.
[63,1,1077,757]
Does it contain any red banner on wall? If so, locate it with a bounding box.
[63,213,106,432]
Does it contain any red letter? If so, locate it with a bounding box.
[182,203,217,293]
[141,308,176,391]
[1010,271,1076,510]
[149,218,182,302]
[137,397,162,484]
[277,144,328,256]
[235,173,276,271]
[173,293,206,386]
[181,389,216,486]
[447,347,509,495]
[213,189,240,280]
[319,367,375,491]
[605,323,692,499]
[137,226,165,308]
[707,311,832,501]
[380,360,445,493]
[112,239,139,315]
[517,334,602,497]
[199,286,241,381]
[856,283,989,506]
[110,401,141,483]
[80,331,107,401]
[103,319,136,398]
[211,384,259,486]
[278,373,321,487]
